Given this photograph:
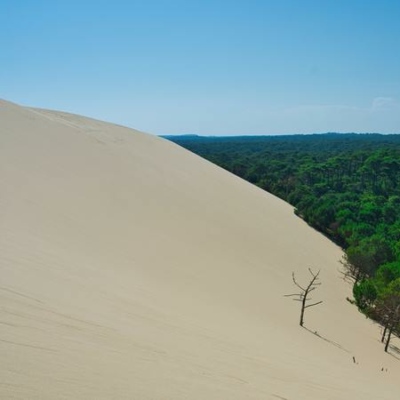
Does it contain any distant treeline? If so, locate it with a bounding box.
[167,133,400,343]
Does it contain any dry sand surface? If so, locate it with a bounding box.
[1,99,399,399]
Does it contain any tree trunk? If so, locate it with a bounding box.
[385,306,400,352]
[300,296,306,326]
[385,326,393,352]
[381,323,388,343]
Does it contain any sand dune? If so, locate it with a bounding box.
[1,99,399,399]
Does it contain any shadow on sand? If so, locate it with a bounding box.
[387,344,400,361]
[302,325,350,353]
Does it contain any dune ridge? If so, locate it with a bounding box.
[1,99,399,399]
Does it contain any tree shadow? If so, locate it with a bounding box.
[302,325,350,353]
[387,343,400,361]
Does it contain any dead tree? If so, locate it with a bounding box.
[340,255,361,284]
[383,303,400,353]
[285,268,323,327]
[381,317,390,343]
[375,281,400,352]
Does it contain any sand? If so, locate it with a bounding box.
[1,99,399,399]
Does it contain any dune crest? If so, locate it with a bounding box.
[1,100,399,399]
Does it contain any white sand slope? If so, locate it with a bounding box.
[1,99,399,399]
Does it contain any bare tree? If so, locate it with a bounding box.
[340,255,361,284]
[285,268,323,327]
[340,245,378,285]
[381,298,400,353]
[380,316,390,344]
[385,305,400,353]
[375,279,400,352]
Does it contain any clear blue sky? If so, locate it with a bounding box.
[2,0,400,135]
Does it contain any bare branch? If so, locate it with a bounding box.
[305,301,323,308]
[292,272,306,291]
[308,268,320,278]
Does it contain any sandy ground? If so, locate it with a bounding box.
[1,99,399,399]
